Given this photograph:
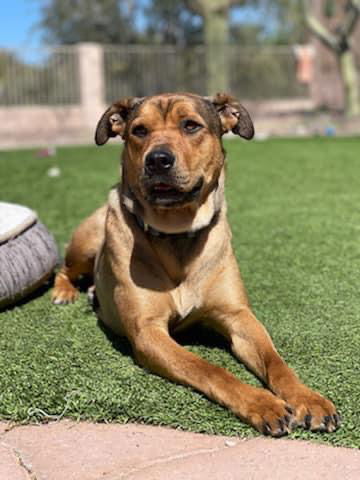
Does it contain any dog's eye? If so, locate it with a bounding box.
[132,125,148,138]
[182,120,203,134]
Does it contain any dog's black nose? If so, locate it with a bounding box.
[145,149,175,175]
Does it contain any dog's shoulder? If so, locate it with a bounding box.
[104,183,132,241]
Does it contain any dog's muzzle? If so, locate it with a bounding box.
[143,147,203,207]
[145,149,175,176]
[144,177,204,207]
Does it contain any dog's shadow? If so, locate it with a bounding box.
[174,324,229,350]
[97,317,263,388]
[97,318,229,359]
[97,320,133,357]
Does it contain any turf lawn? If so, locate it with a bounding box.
[0,138,359,448]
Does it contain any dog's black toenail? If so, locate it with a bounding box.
[304,414,312,429]
[333,414,341,427]
[290,419,298,430]
[285,406,294,415]
[324,415,331,426]
[284,415,290,425]
[262,422,272,435]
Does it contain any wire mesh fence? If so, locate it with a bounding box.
[104,45,206,101]
[104,44,308,101]
[0,44,308,106]
[228,46,308,100]
[0,47,80,106]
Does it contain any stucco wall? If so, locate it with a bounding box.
[0,105,105,148]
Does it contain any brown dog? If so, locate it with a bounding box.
[52,92,340,436]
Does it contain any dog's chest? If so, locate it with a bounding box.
[170,282,201,321]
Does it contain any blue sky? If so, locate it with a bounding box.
[0,1,264,49]
[0,1,43,48]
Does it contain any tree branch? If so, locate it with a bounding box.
[229,0,247,6]
[302,0,341,52]
[342,2,360,37]
[184,0,247,17]
[184,0,246,15]
[183,0,204,16]
[350,0,360,12]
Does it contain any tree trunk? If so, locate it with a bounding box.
[339,49,360,116]
[303,0,360,116]
[203,7,229,94]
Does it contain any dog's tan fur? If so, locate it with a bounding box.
[52,92,339,436]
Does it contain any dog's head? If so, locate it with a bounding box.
[95,93,254,211]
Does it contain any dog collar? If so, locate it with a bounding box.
[121,192,219,239]
[132,210,219,239]
[121,175,224,239]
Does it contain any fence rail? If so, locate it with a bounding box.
[0,43,310,107]
[104,45,206,101]
[0,47,80,106]
[104,44,308,101]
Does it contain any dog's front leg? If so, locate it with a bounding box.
[210,305,340,433]
[130,323,293,436]
[202,253,340,433]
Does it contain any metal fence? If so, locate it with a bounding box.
[104,45,207,101]
[0,47,80,106]
[104,44,308,101]
[0,44,308,106]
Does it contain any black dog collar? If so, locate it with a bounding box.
[121,181,222,240]
[132,210,219,239]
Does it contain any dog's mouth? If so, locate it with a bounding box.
[146,178,203,206]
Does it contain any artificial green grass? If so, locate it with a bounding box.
[0,138,359,447]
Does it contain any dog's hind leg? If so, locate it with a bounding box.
[52,205,107,304]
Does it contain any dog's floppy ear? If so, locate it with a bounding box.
[95,97,144,145]
[207,92,254,140]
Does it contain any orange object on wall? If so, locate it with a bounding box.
[294,45,315,84]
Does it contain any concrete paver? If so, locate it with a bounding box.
[0,421,359,480]
[123,436,360,480]
[2,421,228,480]
[0,440,28,480]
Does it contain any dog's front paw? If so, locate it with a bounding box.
[247,390,295,437]
[286,386,340,433]
[52,268,80,305]
[51,284,79,305]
